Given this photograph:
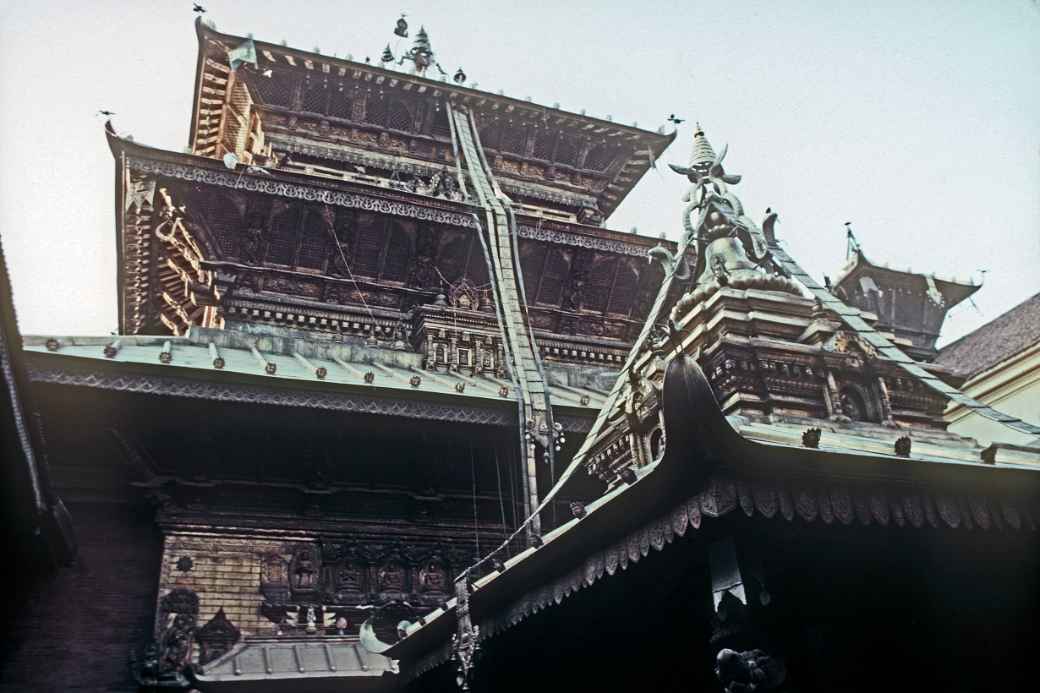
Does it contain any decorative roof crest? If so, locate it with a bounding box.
[660,125,801,317]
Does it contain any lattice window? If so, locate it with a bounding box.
[533,129,556,160]
[499,126,527,156]
[477,121,502,150]
[430,106,451,138]
[436,229,470,283]
[202,192,246,256]
[247,72,295,107]
[352,212,385,277]
[555,136,579,167]
[537,248,571,306]
[302,80,328,114]
[585,143,618,171]
[328,86,353,120]
[296,208,329,269]
[264,206,299,265]
[519,242,547,299]
[465,241,490,286]
[387,100,413,132]
[583,256,617,312]
[381,219,415,281]
[364,95,388,127]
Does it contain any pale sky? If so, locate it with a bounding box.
[1,1,1038,343]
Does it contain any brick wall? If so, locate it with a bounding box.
[159,533,291,638]
[0,502,161,692]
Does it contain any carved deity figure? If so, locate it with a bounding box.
[240,210,268,264]
[293,550,318,590]
[419,561,447,592]
[378,562,405,591]
[305,606,318,634]
[337,562,363,591]
[160,613,195,673]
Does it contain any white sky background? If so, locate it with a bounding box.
[0,0,1037,342]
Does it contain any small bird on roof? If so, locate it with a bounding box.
[97,109,116,116]
[667,114,685,125]
[193,4,206,13]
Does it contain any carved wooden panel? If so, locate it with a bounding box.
[244,72,296,108]
[302,78,329,115]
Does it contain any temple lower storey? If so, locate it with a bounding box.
[2,12,1038,693]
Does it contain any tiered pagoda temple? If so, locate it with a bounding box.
[2,13,1038,693]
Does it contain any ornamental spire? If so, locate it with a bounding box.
[688,123,717,171]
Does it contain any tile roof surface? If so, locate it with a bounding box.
[936,292,1040,378]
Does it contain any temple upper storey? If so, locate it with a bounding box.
[189,19,674,225]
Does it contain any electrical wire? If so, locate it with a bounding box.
[469,445,481,559]
[494,449,508,536]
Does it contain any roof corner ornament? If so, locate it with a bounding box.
[451,574,480,690]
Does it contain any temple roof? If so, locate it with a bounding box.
[193,636,396,691]
[190,18,675,218]
[936,291,1040,379]
[383,355,1040,674]
[21,328,608,424]
[833,249,980,308]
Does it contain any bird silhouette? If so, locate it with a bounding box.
[193,4,206,13]
[97,109,115,116]
[667,114,685,125]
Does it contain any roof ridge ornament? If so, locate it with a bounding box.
[665,124,801,317]
[381,17,452,78]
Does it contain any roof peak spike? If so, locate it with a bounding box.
[688,123,717,170]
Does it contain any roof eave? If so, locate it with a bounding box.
[386,354,1040,664]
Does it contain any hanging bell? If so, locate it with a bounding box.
[394,15,409,38]
[453,67,467,85]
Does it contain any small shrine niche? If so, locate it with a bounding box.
[290,548,321,598]
[417,558,449,594]
[376,560,408,593]
[260,554,291,603]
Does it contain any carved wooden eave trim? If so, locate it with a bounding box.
[118,155,480,231]
[21,355,596,432]
[404,461,1040,680]
[515,222,673,259]
[264,131,602,210]
[28,363,510,424]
